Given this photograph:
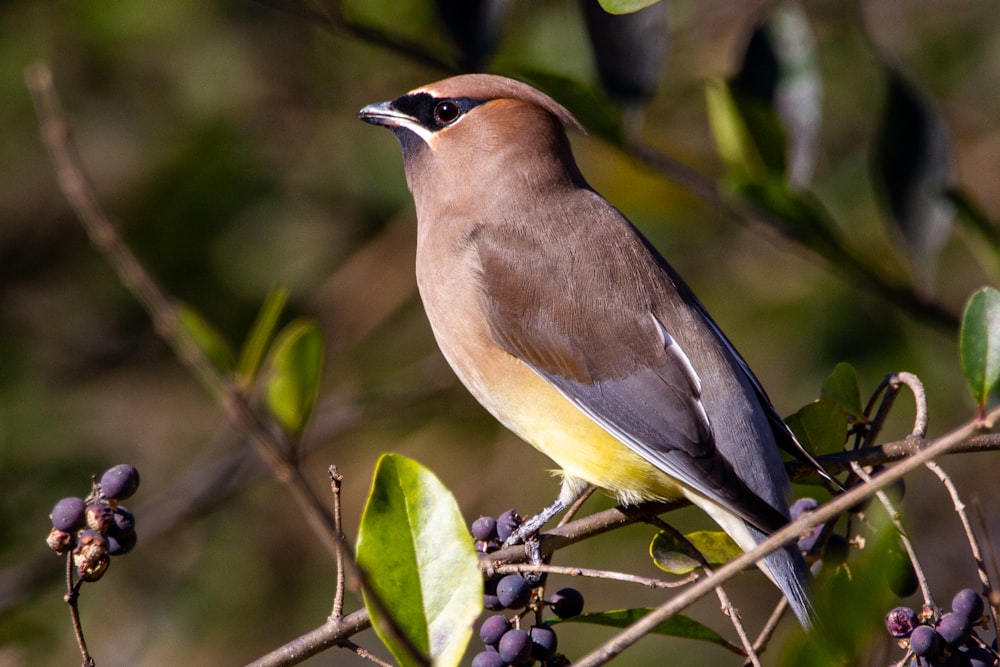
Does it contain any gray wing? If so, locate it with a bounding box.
[472,204,790,532]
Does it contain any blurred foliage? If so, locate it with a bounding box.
[2,1,1000,665]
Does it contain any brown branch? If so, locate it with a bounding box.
[487,562,696,590]
[26,62,430,667]
[23,61,343,558]
[244,610,373,667]
[572,405,1000,667]
[64,556,94,667]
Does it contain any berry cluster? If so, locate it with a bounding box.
[46,464,140,582]
[470,510,584,666]
[885,589,996,666]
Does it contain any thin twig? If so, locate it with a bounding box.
[26,62,427,667]
[893,372,930,439]
[852,462,935,610]
[23,61,342,558]
[750,597,788,658]
[64,556,94,667]
[487,562,697,590]
[338,640,394,667]
[245,610,373,667]
[925,461,996,626]
[641,517,760,664]
[328,466,347,621]
[714,585,762,667]
[572,405,1000,667]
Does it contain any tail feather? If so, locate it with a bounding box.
[750,524,816,629]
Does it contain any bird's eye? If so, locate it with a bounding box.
[433,101,461,125]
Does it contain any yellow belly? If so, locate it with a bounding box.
[462,346,685,506]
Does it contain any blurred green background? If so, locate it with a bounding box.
[1,1,998,665]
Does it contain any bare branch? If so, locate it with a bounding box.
[572,405,1000,666]
[925,461,997,629]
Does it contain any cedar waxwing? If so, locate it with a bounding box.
[359,74,817,627]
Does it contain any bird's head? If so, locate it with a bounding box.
[359,75,589,213]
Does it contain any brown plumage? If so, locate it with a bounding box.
[360,74,819,627]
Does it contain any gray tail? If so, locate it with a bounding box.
[750,525,816,629]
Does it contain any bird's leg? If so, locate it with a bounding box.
[504,497,566,548]
[503,475,590,548]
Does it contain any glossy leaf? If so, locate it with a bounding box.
[959,287,1000,410]
[706,78,766,178]
[264,320,324,434]
[554,608,733,650]
[649,529,742,574]
[597,0,662,14]
[873,67,954,270]
[237,285,289,384]
[356,454,481,667]
[731,3,821,187]
[176,304,235,373]
[820,362,863,419]
[786,400,847,456]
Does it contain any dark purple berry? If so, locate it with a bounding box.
[471,516,498,541]
[496,509,522,543]
[483,578,503,611]
[496,574,532,609]
[790,497,819,520]
[498,628,531,664]
[885,606,918,638]
[50,497,86,532]
[85,503,114,533]
[936,612,972,646]
[550,587,584,619]
[823,533,850,566]
[108,529,137,556]
[529,624,558,660]
[965,645,995,667]
[909,624,940,657]
[479,614,510,647]
[952,588,985,622]
[100,464,140,500]
[471,650,506,667]
[110,506,135,535]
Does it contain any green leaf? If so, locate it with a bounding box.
[356,454,482,667]
[176,304,235,373]
[554,608,734,651]
[706,78,765,178]
[504,67,624,145]
[873,67,955,269]
[731,3,821,187]
[649,530,743,574]
[264,320,324,434]
[597,0,662,15]
[820,362,863,419]
[237,286,289,384]
[785,400,847,456]
[959,287,1000,410]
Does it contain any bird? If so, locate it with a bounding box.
[359,74,820,627]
